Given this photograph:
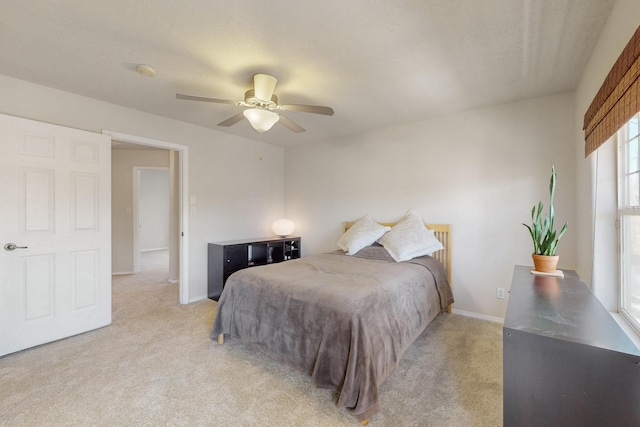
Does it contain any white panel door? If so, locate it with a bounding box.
[0,114,111,356]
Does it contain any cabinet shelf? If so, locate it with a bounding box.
[207,236,301,301]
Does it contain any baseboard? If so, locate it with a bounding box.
[112,271,135,276]
[141,247,169,252]
[190,294,210,304]
[451,308,504,324]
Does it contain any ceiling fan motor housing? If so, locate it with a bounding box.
[243,89,278,109]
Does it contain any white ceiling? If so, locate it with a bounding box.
[0,0,615,147]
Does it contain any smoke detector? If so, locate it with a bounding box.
[136,64,156,77]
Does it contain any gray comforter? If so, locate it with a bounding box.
[210,246,454,421]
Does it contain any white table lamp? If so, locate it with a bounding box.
[272,218,295,237]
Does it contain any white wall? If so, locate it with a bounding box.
[574,0,640,307]
[0,74,285,302]
[112,149,169,273]
[140,168,170,251]
[285,92,576,319]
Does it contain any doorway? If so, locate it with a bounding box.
[104,131,190,304]
[133,167,171,280]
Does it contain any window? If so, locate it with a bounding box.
[619,112,640,333]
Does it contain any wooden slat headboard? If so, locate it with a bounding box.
[344,222,452,286]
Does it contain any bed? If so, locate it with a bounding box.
[210,221,453,423]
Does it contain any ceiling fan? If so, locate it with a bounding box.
[176,74,334,133]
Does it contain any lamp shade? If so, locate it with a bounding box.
[272,218,295,237]
[243,108,279,133]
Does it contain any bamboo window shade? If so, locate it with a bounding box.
[584,25,640,157]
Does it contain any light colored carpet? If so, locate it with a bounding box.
[0,250,503,426]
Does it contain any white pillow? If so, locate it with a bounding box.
[378,210,444,262]
[337,214,391,255]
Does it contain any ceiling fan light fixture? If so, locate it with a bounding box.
[177,72,332,134]
[243,108,279,133]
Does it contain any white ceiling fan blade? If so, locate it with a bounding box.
[254,74,277,102]
[176,93,237,104]
[217,112,246,127]
[278,115,306,133]
[280,104,334,116]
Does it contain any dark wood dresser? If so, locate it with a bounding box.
[503,265,640,426]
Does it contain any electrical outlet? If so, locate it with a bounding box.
[497,287,505,299]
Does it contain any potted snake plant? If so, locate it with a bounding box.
[523,165,569,273]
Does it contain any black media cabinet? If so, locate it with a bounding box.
[207,236,301,301]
